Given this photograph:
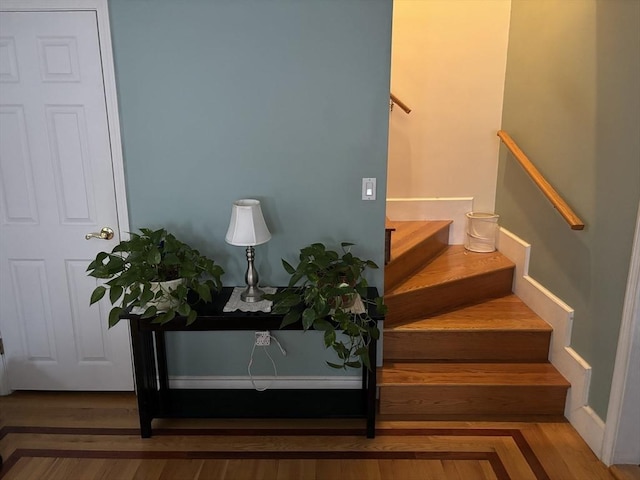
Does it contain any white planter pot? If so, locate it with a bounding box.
[148,278,184,312]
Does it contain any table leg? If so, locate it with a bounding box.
[130,319,158,438]
[155,331,170,413]
[366,337,377,439]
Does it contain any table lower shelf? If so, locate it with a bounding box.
[155,388,368,418]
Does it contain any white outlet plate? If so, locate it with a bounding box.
[362,177,376,200]
[255,331,270,346]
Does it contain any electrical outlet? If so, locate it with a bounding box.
[255,331,270,346]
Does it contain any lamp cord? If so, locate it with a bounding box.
[247,333,286,392]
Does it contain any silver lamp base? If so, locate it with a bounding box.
[240,285,265,303]
[241,246,264,303]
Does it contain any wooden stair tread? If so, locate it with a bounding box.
[379,362,570,387]
[387,245,514,295]
[384,220,451,292]
[385,295,552,332]
[386,220,451,262]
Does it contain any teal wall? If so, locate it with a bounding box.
[108,0,392,374]
[496,0,640,418]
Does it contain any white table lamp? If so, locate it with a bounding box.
[225,199,271,302]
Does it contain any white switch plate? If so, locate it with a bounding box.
[362,177,376,200]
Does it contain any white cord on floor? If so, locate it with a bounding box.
[247,332,286,392]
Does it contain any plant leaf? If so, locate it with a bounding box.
[280,310,300,328]
[177,303,191,317]
[108,307,123,328]
[275,292,303,308]
[361,352,371,370]
[186,309,197,325]
[289,271,304,287]
[370,325,380,340]
[282,259,296,275]
[147,248,161,265]
[313,318,333,331]
[301,308,316,330]
[323,329,336,347]
[139,286,154,305]
[197,283,212,302]
[156,310,175,324]
[109,285,123,305]
[375,297,388,315]
[163,252,180,265]
[90,286,106,305]
[140,306,158,319]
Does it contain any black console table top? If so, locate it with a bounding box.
[121,286,383,438]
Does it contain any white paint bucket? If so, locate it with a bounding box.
[465,212,499,252]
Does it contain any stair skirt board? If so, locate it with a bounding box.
[497,227,602,459]
[386,197,473,245]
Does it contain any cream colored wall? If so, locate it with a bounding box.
[387,0,511,213]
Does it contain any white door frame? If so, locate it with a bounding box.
[0,0,129,392]
[602,200,640,465]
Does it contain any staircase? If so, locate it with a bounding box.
[379,220,570,418]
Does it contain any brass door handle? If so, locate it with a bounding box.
[85,227,114,240]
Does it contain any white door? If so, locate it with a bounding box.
[0,9,133,390]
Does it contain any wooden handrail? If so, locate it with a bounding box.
[390,93,411,114]
[497,130,585,230]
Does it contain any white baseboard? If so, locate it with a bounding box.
[386,197,474,245]
[169,375,362,390]
[497,228,605,458]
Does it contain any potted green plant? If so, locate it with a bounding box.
[266,242,386,370]
[87,227,224,326]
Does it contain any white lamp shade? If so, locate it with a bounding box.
[225,199,272,246]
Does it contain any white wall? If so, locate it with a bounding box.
[387,0,511,213]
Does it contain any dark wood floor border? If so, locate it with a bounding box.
[509,429,552,480]
[0,425,538,439]
[0,425,549,480]
[0,449,512,480]
[0,426,372,438]
[0,426,141,439]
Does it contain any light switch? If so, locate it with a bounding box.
[362,177,376,200]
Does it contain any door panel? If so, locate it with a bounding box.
[0,10,133,390]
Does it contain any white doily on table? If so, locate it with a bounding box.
[223,286,277,313]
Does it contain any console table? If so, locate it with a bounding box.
[122,287,383,438]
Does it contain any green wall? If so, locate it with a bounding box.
[108,0,392,375]
[496,0,640,418]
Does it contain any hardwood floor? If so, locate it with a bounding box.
[1,392,634,480]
